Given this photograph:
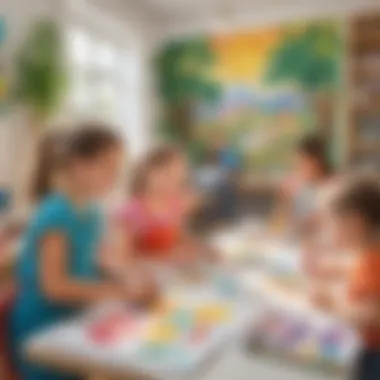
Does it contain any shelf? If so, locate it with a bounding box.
[351,96,380,108]
[351,15,380,34]
[348,11,380,166]
[350,142,380,154]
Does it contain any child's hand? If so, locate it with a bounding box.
[310,288,335,312]
[128,277,159,308]
[123,267,160,308]
[349,300,380,327]
[204,245,221,263]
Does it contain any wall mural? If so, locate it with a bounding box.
[156,20,343,175]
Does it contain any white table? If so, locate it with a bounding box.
[211,229,358,376]
[26,271,256,380]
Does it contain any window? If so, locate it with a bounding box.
[66,27,125,123]
[65,25,147,158]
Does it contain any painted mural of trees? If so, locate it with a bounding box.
[264,22,342,135]
[156,38,221,142]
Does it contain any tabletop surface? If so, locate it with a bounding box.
[26,266,256,379]
[25,229,357,378]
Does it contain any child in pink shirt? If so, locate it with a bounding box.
[114,146,216,265]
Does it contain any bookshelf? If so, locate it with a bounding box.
[348,12,380,170]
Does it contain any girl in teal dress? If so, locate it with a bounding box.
[10,126,154,380]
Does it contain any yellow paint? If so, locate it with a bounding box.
[195,304,232,324]
[210,28,282,84]
[146,321,179,343]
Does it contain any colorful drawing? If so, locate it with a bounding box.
[85,270,246,376]
[156,20,343,173]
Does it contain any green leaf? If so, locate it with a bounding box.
[12,19,68,122]
[265,22,342,91]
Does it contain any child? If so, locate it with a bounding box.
[278,134,336,275]
[311,176,380,380]
[10,125,155,380]
[289,134,333,232]
[117,145,215,264]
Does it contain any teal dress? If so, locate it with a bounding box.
[10,193,103,380]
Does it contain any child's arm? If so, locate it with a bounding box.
[272,187,292,228]
[180,187,202,221]
[311,288,380,327]
[343,298,380,327]
[98,222,135,278]
[40,232,154,305]
[303,244,350,280]
[175,233,221,265]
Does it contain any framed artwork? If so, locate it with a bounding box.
[156,20,343,176]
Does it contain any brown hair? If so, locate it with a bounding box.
[131,145,183,196]
[297,134,332,175]
[331,176,380,229]
[31,124,121,201]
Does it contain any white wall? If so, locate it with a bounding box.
[0,0,67,207]
[0,0,153,216]
[151,0,379,46]
[1,0,65,57]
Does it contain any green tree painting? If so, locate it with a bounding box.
[265,22,342,135]
[156,37,221,142]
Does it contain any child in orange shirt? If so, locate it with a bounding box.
[312,176,380,380]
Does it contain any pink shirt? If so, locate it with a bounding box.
[117,198,184,259]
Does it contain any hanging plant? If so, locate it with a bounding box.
[12,19,68,128]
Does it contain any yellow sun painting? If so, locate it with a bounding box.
[210,27,281,85]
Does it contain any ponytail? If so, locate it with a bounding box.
[30,131,66,201]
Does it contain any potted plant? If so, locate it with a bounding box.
[10,19,67,209]
[13,19,67,128]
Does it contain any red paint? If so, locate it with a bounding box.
[88,312,138,345]
[190,324,209,344]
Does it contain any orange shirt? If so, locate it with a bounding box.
[348,249,380,348]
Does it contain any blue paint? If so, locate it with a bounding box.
[169,309,194,331]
